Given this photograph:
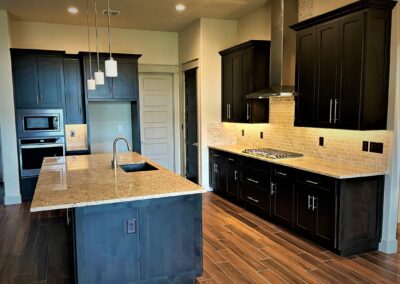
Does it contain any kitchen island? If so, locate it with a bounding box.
[31,153,206,284]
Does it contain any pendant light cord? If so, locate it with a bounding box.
[94,0,100,71]
[107,0,112,59]
[86,0,93,76]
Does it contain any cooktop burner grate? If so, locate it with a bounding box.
[242,148,303,159]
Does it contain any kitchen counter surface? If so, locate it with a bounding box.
[209,144,387,179]
[30,153,205,212]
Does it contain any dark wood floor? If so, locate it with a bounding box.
[1,192,400,283]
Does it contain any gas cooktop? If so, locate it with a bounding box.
[242,148,303,159]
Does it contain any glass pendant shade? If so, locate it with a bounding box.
[94,71,105,85]
[87,78,96,90]
[105,58,118,77]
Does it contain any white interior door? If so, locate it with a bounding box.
[139,73,175,171]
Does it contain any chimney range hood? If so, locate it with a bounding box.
[246,0,298,99]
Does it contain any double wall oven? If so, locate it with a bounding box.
[16,109,65,177]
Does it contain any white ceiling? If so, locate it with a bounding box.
[0,0,268,32]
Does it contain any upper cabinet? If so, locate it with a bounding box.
[291,0,396,130]
[219,41,271,123]
[12,51,64,109]
[82,54,141,101]
[63,57,85,124]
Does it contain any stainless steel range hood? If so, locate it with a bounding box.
[246,0,298,99]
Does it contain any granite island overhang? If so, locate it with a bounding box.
[31,153,207,283]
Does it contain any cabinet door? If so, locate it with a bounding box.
[209,157,217,189]
[295,27,317,127]
[271,171,295,228]
[294,183,315,238]
[37,56,64,108]
[314,187,335,248]
[231,51,243,122]
[336,12,365,129]
[12,55,40,108]
[241,48,252,122]
[226,157,238,199]
[112,58,138,100]
[64,58,84,124]
[221,55,233,122]
[84,57,112,100]
[316,21,339,128]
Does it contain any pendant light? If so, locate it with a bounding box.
[86,0,96,90]
[94,0,104,85]
[105,0,118,77]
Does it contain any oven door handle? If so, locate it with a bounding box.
[20,144,64,149]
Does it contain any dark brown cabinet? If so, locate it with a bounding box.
[208,148,384,256]
[82,54,140,101]
[219,41,270,123]
[292,0,396,130]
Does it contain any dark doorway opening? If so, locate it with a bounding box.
[184,68,198,184]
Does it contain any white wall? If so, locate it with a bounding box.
[0,11,21,204]
[88,102,133,153]
[237,3,271,43]
[199,18,237,188]
[178,20,201,64]
[9,21,179,65]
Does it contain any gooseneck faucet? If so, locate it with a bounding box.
[112,137,132,169]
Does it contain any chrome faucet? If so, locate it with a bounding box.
[112,137,132,169]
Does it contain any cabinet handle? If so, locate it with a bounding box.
[312,196,317,211]
[36,94,39,105]
[329,99,333,124]
[66,209,71,225]
[246,178,259,184]
[270,182,276,195]
[306,180,319,185]
[247,103,250,121]
[212,154,220,158]
[276,171,287,177]
[215,164,219,173]
[79,105,82,115]
[334,99,338,123]
[40,93,43,104]
[307,195,312,210]
[228,104,232,119]
[234,170,238,181]
[226,104,229,119]
[228,158,235,162]
[247,196,259,203]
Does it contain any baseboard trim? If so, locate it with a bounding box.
[4,195,22,205]
[379,238,398,254]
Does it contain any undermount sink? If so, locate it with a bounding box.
[119,162,158,173]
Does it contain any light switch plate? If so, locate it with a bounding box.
[70,130,76,138]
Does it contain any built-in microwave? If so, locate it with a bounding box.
[16,109,64,138]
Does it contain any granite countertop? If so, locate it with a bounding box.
[209,144,387,179]
[30,153,205,212]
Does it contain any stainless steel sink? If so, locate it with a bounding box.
[119,162,158,173]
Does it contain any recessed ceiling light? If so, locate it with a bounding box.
[175,4,186,12]
[68,7,79,14]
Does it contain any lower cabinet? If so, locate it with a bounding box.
[20,176,39,202]
[208,148,384,256]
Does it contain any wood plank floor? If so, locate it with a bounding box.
[1,192,400,283]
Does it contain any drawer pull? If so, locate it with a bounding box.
[276,171,287,177]
[307,195,312,210]
[234,170,238,181]
[306,180,319,185]
[228,158,235,162]
[246,178,259,184]
[212,154,220,158]
[247,196,259,203]
[312,196,317,211]
[270,182,276,195]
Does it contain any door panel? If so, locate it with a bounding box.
[12,55,40,108]
[37,56,64,107]
[64,58,84,124]
[139,74,175,171]
[113,59,138,100]
[337,12,365,129]
[226,157,238,199]
[242,48,252,122]
[221,56,233,122]
[185,68,198,183]
[314,187,335,248]
[295,27,317,126]
[231,51,242,122]
[316,21,339,128]
[294,183,315,238]
[272,175,295,228]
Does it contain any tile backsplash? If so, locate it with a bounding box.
[208,97,391,172]
[65,124,88,152]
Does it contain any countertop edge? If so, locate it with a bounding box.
[208,145,388,179]
[30,188,207,212]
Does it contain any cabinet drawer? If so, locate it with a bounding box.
[240,168,269,190]
[272,166,296,180]
[240,183,269,212]
[239,156,270,172]
[297,171,337,190]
